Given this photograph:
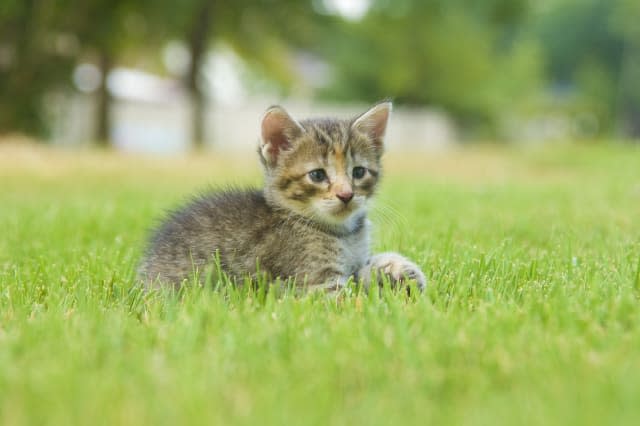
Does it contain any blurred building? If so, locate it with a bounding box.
[48,60,457,154]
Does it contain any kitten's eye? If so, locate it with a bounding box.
[308,169,327,183]
[352,166,366,179]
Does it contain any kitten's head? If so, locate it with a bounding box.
[259,102,391,230]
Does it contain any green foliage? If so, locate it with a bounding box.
[530,0,640,135]
[1,144,640,424]
[0,0,74,135]
[318,0,544,133]
[1,0,639,139]
[314,0,640,137]
[0,0,156,137]
[0,0,326,139]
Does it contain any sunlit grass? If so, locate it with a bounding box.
[1,142,639,425]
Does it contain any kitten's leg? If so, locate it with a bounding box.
[305,267,350,293]
[358,252,426,291]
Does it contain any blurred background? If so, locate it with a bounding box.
[1,0,639,153]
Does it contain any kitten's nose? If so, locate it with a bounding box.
[336,191,354,204]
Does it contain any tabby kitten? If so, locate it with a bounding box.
[138,102,426,291]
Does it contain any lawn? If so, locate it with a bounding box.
[1,142,639,425]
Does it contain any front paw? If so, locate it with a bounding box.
[363,252,426,291]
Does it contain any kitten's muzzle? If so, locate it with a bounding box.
[336,191,354,204]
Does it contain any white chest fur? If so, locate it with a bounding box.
[337,219,371,275]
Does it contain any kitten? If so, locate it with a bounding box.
[138,102,426,292]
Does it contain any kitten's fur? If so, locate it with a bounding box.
[138,102,426,292]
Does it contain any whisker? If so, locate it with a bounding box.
[368,199,408,238]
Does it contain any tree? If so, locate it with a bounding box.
[0,0,75,136]
[315,0,542,136]
[612,0,640,137]
[152,0,325,149]
[63,0,157,145]
[532,0,640,138]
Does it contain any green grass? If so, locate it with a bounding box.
[1,143,639,425]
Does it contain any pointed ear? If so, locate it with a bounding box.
[260,106,304,166]
[351,101,392,150]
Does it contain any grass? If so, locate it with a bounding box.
[1,142,639,425]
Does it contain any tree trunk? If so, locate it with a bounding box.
[187,0,214,150]
[616,39,640,141]
[627,108,640,140]
[625,50,640,140]
[96,49,113,147]
[0,0,46,135]
[190,83,206,149]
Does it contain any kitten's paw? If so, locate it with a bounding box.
[364,252,426,291]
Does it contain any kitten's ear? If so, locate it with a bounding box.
[351,101,392,150]
[260,106,304,166]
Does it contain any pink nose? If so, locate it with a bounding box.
[336,191,354,204]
